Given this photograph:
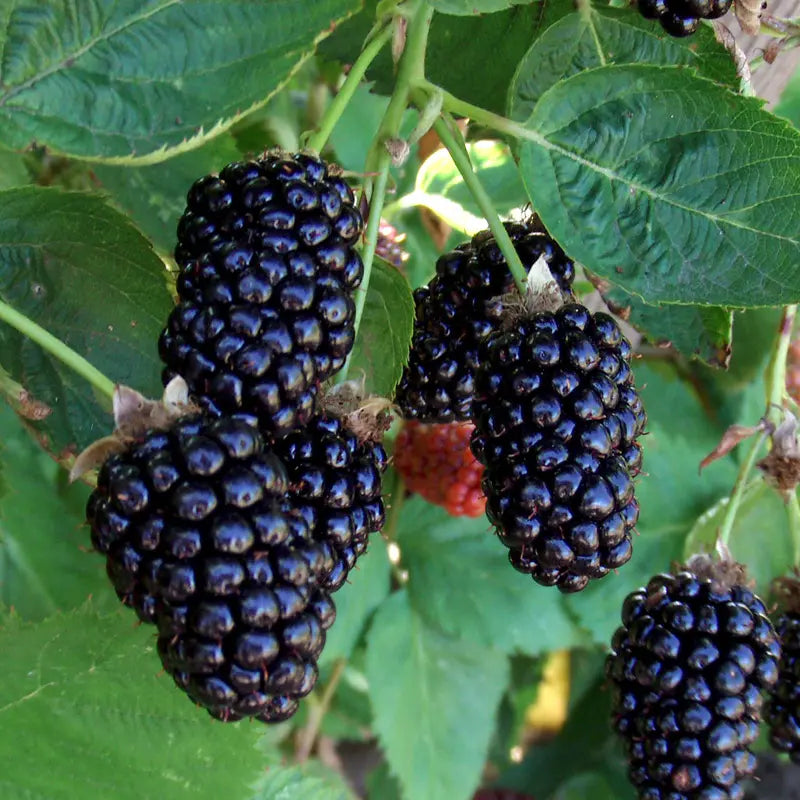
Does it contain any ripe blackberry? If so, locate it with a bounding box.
[394,421,485,517]
[86,414,336,722]
[637,0,732,37]
[395,221,575,423]
[274,411,388,593]
[765,610,800,762]
[159,152,363,437]
[607,566,781,799]
[376,219,409,271]
[470,303,645,593]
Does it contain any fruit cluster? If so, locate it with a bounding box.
[86,153,387,724]
[636,0,732,37]
[398,219,645,593]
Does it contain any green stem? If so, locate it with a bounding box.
[336,1,433,383]
[430,113,529,294]
[789,492,800,567]
[305,23,394,154]
[383,470,406,544]
[716,433,767,550]
[766,304,798,416]
[295,658,347,762]
[0,301,114,402]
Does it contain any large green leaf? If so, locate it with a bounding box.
[349,258,415,398]
[397,497,588,654]
[508,7,738,121]
[319,538,391,666]
[0,187,171,454]
[94,134,241,253]
[0,146,29,190]
[684,481,796,595]
[775,66,800,128]
[0,607,268,799]
[518,65,800,307]
[0,0,359,163]
[402,140,527,234]
[366,591,509,800]
[0,404,114,620]
[603,285,733,366]
[564,362,740,644]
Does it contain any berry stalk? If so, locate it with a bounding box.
[295,657,347,762]
[429,113,530,294]
[718,304,798,551]
[337,1,433,383]
[0,300,115,402]
[304,22,394,155]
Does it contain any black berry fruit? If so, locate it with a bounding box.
[395,220,576,423]
[86,414,336,722]
[636,0,732,36]
[376,219,409,271]
[159,152,363,438]
[470,303,645,592]
[765,611,800,762]
[607,566,781,799]
[274,411,389,593]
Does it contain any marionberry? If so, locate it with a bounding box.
[395,220,575,422]
[274,411,388,592]
[159,153,363,438]
[470,303,645,592]
[607,567,780,798]
[86,414,336,723]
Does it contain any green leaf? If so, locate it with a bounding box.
[320,539,391,666]
[684,481,795,595]
[0,606,268,800]
[430,0,532,13]
[349,259,415,398]
[366,591,509,800]
[0,404,114,620]
[775,66,800,128]
[603,286,732,366]
[0,0,359,163]
[405,140,527,234]
[320,2,571,115]
[398,497,587,654]
[94,134,241,253]
[0,187,171,453]
[564,361,739,644]
[0,146,30,190]
[518,65,800,307]
[366,763,403,800]
[508,7,738,121]
[253,763,355,800]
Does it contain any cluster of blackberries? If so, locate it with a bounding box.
[397,219,644,591]
[637,0,732,37]
[396,221,576,422]
[607,567,781,799]
[87,153,388,724]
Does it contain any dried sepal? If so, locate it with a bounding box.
[684,548,752,593]
[735,0,766,35]
[699,419,769,472]
[773,571,800,614]
[757,410,800,495]
[321,380,395,443]
[70,377,198,483]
